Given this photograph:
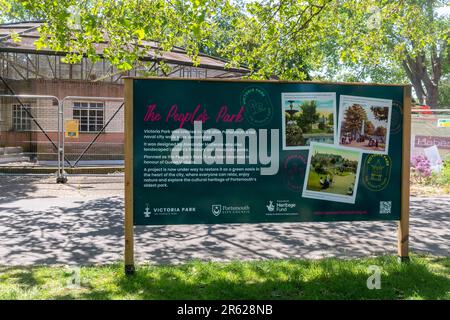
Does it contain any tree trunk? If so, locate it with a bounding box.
[424,83,439,108]
[410,82,426,105]
[402,51,442,108]
[402,59,426,105]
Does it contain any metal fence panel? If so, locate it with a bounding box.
[62,96,124,169]
[5,94,447,179]
[0,94,63,177]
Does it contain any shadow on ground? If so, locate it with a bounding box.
[0,176,42,205]
[0,176,448,265]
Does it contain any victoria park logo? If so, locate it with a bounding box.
[362,154,392,191]
[144,203,151,217]
[240,86,273,127]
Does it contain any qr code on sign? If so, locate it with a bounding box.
[379,201,391,214]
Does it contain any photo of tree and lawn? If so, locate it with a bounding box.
[338,95,392,154]
[282,93,336,149]
[302,143,362,204]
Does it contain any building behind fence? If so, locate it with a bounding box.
[0,21,248,168]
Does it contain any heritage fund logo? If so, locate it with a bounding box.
[266,201,275,212]
[265,200,297,216]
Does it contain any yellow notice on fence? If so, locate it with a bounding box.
[65,119,79,138]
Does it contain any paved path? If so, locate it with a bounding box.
[0,176,448,266]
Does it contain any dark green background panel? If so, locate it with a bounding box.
[131,79,404,225]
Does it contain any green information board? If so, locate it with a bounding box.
[123,78,412,273]
[125,78,410,226]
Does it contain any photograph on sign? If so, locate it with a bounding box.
[281,92,336,150]
[302,142,362,204]
[337,95,392,155]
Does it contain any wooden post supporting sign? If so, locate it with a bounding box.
[398,85,411,262]
[124,79,135,275]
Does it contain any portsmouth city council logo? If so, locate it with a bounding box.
[211,205,222,216]
[240,86,273,127]
[362,154,392,191]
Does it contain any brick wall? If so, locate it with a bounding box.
[1,79,125,161]
[54,132,124,161]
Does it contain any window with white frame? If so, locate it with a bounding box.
[73,102,104,132]
[12,103,32,131]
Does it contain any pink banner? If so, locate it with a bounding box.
[414,135,450,150]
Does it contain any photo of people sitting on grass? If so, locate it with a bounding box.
[338,95,392,154]
[302,143,362,204]
[282,93,336,149]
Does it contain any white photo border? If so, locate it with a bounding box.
[337,95,393,155]
[281,92,337,150]
[302,142,363,204]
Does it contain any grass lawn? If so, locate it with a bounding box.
[0,255,448,300]
[307,170,356,195]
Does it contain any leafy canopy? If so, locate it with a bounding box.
[3,0,449,86]
[9,0,230,71]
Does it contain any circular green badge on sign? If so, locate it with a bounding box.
[390,100,402,134]
[241,86,273,127]
[362,154,392,191]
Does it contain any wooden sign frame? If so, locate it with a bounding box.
[124,78,411,275]
[398,85,411,262]
[125,79,135,275]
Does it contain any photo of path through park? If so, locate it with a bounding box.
[305,144,361,197]
[338,96,392,154]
